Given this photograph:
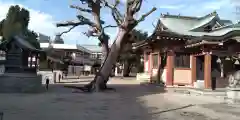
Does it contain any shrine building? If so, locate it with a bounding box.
[133,11,240,89]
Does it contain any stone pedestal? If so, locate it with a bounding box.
[193,80,205,89]
[226,88,240,103]
[0,73,44,93]
[136,72,150,83]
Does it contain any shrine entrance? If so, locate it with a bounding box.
[196,55,204,81]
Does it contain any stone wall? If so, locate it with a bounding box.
[0,73,43,93]
[37,70,63,84]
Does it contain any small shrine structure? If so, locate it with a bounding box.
[133,11,240,89]
[0,35,44,93]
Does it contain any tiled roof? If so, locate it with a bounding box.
[80,44,102,53]
[0,35,42,52]
[40,43,93,54]
[159,11,240,37]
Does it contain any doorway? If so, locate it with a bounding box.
[196,56,204,81]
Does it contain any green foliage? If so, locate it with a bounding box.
[0,5,39,49]
[119,29,148,62]
[23,30,40,49]
[119,29,148,74]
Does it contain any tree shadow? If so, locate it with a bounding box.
[58,80,92,83]
[43,83,167,120]
[0,82,202,120]
[150,104,195,115]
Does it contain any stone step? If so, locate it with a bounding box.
[136,73,150,83]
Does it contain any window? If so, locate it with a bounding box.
[152,54,158,68]
[174,55,190,68]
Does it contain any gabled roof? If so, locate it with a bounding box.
[133,12,239,50]
[0,35,42,52]
[80,44,102,53]
[40,43,93,54]
[158,11,239,37]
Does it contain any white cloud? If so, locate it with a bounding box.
[0,1,82,44]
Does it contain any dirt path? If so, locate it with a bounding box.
[0,78,240,120]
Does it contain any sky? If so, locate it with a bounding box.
[0,0,239,45]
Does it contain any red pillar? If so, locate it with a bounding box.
[148,53,151,74]
[204,54,212,89]
[143,51,147,72]
[191,56,197,86]
[149,53,153,82]
[166,52,174,86]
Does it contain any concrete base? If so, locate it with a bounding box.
[0,73,44,93]
[194,80,204,89]
[37,70,63,84]
[226,88,240,103]
[136,72,150,83]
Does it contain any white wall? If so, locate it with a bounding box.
[37,70,63,84]
[144,60,149,72]
[161,69,167,83]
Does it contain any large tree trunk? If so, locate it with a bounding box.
[156,53,167,84]
[100,38,109,65]
[123,60,131,77]
[94,28,128,91]
[83,28,128,92]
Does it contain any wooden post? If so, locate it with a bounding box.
[143,51,147,72]
[158,52,161,81]
[166,52,174,86]
[204,54,212,89]
[148,53,151,74]
[191,56,197,85]
[149,53,153,83]
[30,54,33,68]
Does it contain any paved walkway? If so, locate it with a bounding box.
[0,77,240,120]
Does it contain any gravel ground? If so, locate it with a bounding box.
[0,78,240,120]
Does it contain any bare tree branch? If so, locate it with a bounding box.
[152,22,156,28]
[56,15,96,28]
[137,7,157,22]
[126,0,143,16]
[70,5,92,13]
[130,0,142,14]
[59,25,77,36]
[103,25,118,29]
[101,0,124,25]
[56,20,82,27]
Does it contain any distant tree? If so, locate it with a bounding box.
[0,5,39,49]
[118,29,148,77]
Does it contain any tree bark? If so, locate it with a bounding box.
[156,53,167,84]
[84,28,127,92]
[82,28,127,92]
[95,28,128,91]
[123,60,131,77]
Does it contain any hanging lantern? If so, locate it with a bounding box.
[235,60,240,65]
[225,57,231,60]
[216,58,221,63]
